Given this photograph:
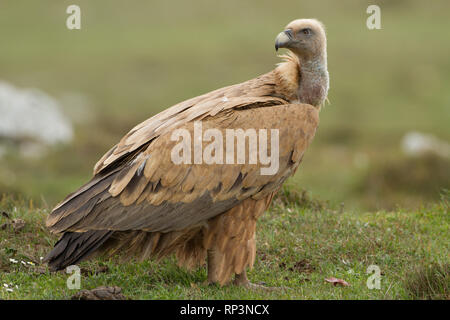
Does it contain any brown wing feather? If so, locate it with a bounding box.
[93,71,283,175]
[46,102,318,234]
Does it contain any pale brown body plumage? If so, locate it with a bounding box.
[44,19,328,286]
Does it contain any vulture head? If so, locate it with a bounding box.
[275,19,326,60]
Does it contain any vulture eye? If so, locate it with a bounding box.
[301,28,312,35]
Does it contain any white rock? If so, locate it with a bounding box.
[402,131,450,158]
[0,81,73,146]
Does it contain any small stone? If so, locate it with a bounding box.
[71,286,127,300]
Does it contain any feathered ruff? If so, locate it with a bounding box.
[274,52,300,101]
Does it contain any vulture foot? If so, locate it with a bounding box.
[233,270,287,291]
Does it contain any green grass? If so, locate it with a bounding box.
[1,191,448,300]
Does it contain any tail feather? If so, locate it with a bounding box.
[44,230,114,271]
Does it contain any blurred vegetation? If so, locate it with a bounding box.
[273,185,329,212]
[358,154,450,210]
[0,0,449,210]
[403,262,449,300]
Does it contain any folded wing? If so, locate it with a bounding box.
[46,96,318,235]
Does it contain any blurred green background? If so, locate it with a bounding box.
[0,0,449,211]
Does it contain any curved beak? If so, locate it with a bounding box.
[275,29,294,51]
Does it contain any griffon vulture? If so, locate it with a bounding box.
[44,18,329,288]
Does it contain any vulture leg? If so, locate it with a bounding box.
[233,269,251,286]
[206,248,225,284]
[204,192,277,286]
[234,269,287,291]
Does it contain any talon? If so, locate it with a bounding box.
[241,282,287,291]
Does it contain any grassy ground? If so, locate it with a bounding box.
[1,190,448,300]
